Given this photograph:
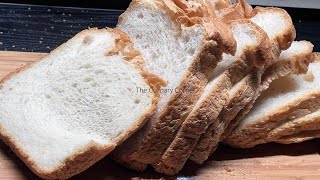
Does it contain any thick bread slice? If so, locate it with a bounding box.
[190,4,296,164]
[275,130,320,144]
[271,110,320,140]
[0,29,163,179]
[111,0,236,168]
[152,19,273,175]
[224,42,317,148]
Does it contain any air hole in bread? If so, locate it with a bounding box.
[95,69,105,74]
[182,36,190,43]
[45,94,51,99]
[151,52,158,60]
[135,34,142,39]
[134,99,140,104]
[91,82,98,87]
[84,77,94,82]
[187,48,195,55]
[9,87,13,91]
[80,63,92,69]
[72,83,78,88]
[137,12,144,19]
[82,36,92,45]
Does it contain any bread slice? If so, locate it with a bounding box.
[275,130,320,144]
[152,19,273,175]
[271,110,320,141]
[0,29,163,179]
[111,0,236,168]
[190,4,296,164]
[224,42,317,148]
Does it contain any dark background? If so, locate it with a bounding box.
[0,1,319,52]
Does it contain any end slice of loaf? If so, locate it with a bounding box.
[0,29,161,179]
[190,4,296,164]
[224,42,317,148]
[271,110,320,141]
[152,19,273,175]
[275,130,320,144]
[111,0,236,168]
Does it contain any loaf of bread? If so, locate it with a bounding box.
[0,0,318,178]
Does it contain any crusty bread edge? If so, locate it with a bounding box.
[275,129,320,144]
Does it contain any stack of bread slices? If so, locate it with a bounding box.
[0,0,318,179]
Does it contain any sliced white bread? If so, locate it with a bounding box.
[190,4,296,164]
[152,19,273,175]
[225,42,318,148]
[111,0,236,169]
[0,29,163,179]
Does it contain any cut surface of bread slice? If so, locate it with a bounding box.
[0,29,161,179]
[190,4,296,164]
[112,0,236,168]
[152,19,272,175]
[225,45,318,148]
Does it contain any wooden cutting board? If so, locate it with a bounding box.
[0,51,319,180]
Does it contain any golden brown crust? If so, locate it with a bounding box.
[224,50,317,148]
[274,129,320,144]
[270,111,320,140]
[0,28,161,179]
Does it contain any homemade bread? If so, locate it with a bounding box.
[275,130,320,144]
[225,41,317,148]
[272,110,320,141]
[0,29,163,179]
[153,19,272,175]
[190,4,296,164]
[112,0,236,168]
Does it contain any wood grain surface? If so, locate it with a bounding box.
[0,51,319,180]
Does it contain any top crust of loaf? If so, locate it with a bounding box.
[119,0,236,56]
[0,28,163,179]
[248,7,296,50]
[214,0,295,52]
